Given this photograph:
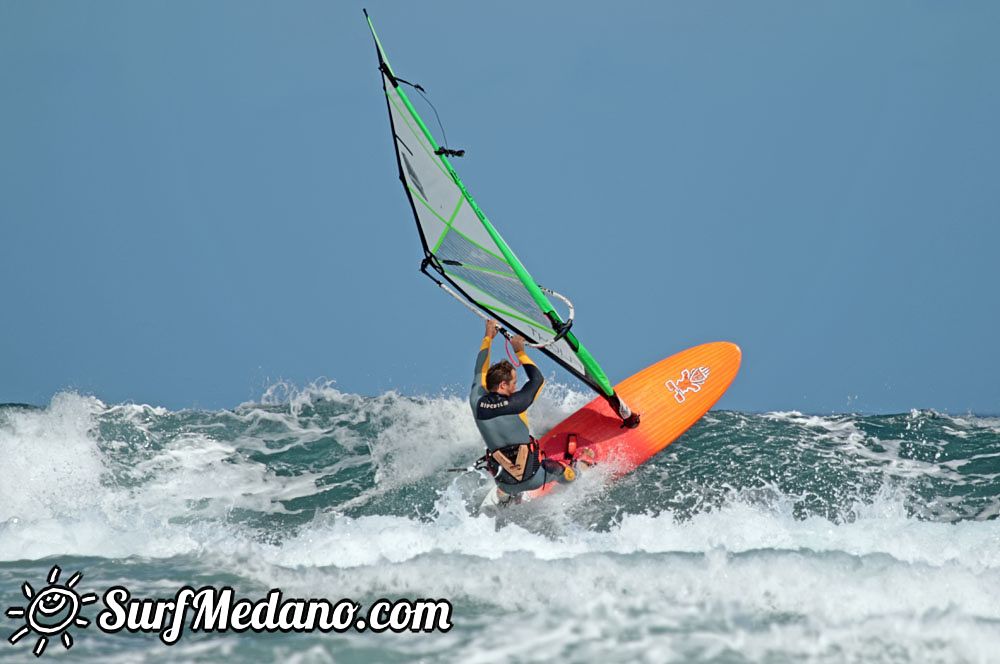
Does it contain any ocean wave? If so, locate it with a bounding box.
[3,389,1000,662]
[2,389,999,567]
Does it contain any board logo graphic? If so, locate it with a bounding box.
[665,367,710,403]
[5,565,97,657]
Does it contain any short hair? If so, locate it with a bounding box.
[486,360,516,391]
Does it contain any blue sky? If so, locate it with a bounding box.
[1,1,998,413]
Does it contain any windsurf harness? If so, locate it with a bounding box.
[483,440,541,486]
[364,10,638,427]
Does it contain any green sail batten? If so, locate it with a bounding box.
[367,13,616,399]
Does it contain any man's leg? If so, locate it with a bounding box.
[541,459,576,484]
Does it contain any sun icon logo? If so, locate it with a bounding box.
[5,565,97,657]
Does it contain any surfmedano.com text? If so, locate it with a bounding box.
[97,586,453,644]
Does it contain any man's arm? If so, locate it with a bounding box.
[473,320,498,391]
[506,336,544,413]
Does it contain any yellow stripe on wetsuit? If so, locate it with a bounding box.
[479,336,491,389]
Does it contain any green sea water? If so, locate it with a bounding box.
[2,385,999,662]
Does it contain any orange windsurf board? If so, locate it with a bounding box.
[527,341,742,499]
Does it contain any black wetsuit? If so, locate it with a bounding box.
[470,336,564,493]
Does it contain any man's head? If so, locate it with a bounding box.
[486,360,517,395]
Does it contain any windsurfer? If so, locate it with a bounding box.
[471,319,576,504]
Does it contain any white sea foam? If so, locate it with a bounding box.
[223,486,1000,663]
[0,392,108,521]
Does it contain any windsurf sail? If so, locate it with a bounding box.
[364,11,637,426]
